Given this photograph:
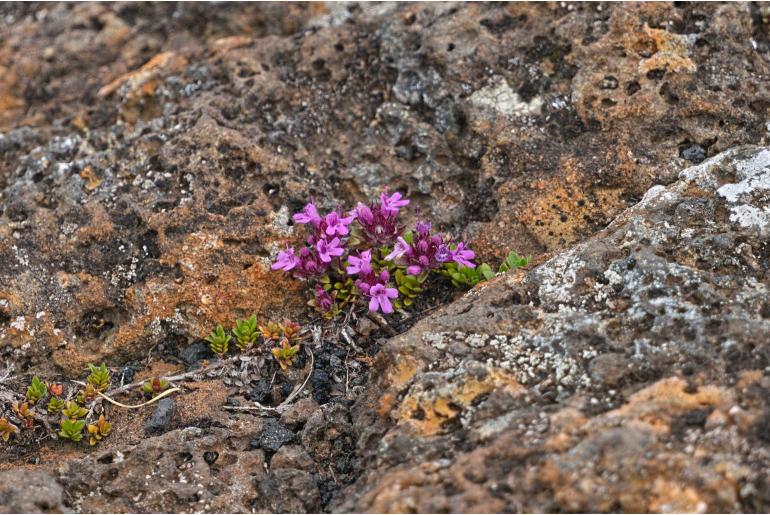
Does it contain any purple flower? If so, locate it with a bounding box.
[314,284,334,313]
[351,200,403,246]
[293,202,322,227]
[406,264,423,276]
[368,283,398,313]
[355,269,386,293]
[355,270,398,313]
[385,237,409,261]
[380,191,410,215]
[324,211,354,237]
[415,220,432,236]
[316,237,344,263]
[451,243,476,268]
[435,243,451,263]
[295,247,325,277]
[384,221,476,275]
[272,246,300,271]
[346,249,373,276]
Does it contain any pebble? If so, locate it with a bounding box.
[251,419,295,454]
[248,379,271,403]
[144,398,176,435]
[179,342,212,366]
[681,144,706,163]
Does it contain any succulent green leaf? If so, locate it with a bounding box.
[58,419,85,442]
[26,376,47,405]
[47,396,65,415]
[205,324,231,356]
[232,314,259,351]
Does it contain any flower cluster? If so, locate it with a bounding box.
[345,250,399,313]
[273,192,480,315]
[386,221,475,275]
[351,192,408,246]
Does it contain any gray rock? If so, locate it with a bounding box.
[681,144,706,163]
[251,418,295,453]
[58,425,268,513]
[280,397,320,429]
[270,444,315,471]
[255,468,321,513]
[0,469,67,513]
[178,342,212,366]
[144,398,176,435]
[339,146,770,513]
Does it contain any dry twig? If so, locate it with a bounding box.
[224,347,314,414]
[105,355,242,397]
[366,311,398,336]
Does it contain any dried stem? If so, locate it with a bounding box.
[105,355,242,397]
[224,348,314,414]
[366,311,398,336]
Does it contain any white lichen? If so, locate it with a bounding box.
[470,76,543,117]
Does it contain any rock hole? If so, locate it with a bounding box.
[749,99,770,115]
[600,75,618,90]
[262,183,280,196]
[101,468,119,482]
[659,83,679,104]
[175,452,193,468]
[646,69,665,80]
[75,308,118,339]
[625,81,641,96]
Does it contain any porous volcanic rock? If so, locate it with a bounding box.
[0,468,68,513]
[339,146,770,513]
[2,2,770,513]
[3,2,770,376]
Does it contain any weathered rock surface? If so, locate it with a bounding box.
[4,2,770,376]
[63,424,271,513]
[2,2,770,513]
[339,146,770,513]
[0,469,68,513]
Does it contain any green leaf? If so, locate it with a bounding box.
[86,363,110,391]
[59,419,85,442]
[47,396,65,415]
[233,315,259,351]
[479,263,495,280]
[62,401,88,420]
[26,376,47,405]
[499,251,531,273]
[205,324,231,356]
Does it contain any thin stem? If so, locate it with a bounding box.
[366,311,398,336]
[105,355,241,397]
[224,348,314,414]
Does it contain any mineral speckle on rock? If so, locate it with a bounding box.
[338,146,770,513]
[252,418,295,454]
